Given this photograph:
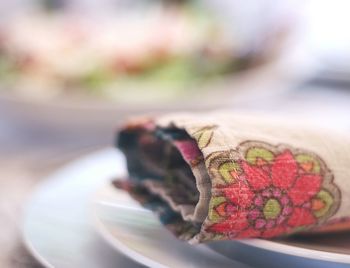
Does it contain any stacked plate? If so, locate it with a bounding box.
[22,149,350,268]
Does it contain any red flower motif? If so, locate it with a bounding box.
[206,142,339,239]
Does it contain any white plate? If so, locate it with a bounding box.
[22,149,350,268]
[21,149,244,268]
[21,149,144,268]
[91,151,350,268]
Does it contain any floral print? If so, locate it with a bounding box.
[206,141,340,239]
[118,116,345,242]
[192,126,217,150]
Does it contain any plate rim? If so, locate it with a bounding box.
[21,149,127,268]
[90,200,168,268]
[21,229,54,268]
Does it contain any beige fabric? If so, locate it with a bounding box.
[155,111,350,242]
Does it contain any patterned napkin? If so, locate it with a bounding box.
[115,112,350,243]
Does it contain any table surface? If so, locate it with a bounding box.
[2,82,350,268]
[0,98,124,267]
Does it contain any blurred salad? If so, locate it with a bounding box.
[0,2,272,102]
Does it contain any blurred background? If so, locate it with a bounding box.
[1,0,350,267]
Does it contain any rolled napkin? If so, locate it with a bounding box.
[115,112,350,243]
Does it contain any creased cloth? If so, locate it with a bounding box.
[115,112,350,243]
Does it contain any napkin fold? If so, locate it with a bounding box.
[115,112,350,243]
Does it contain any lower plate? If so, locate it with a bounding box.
[23,149,350,268]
